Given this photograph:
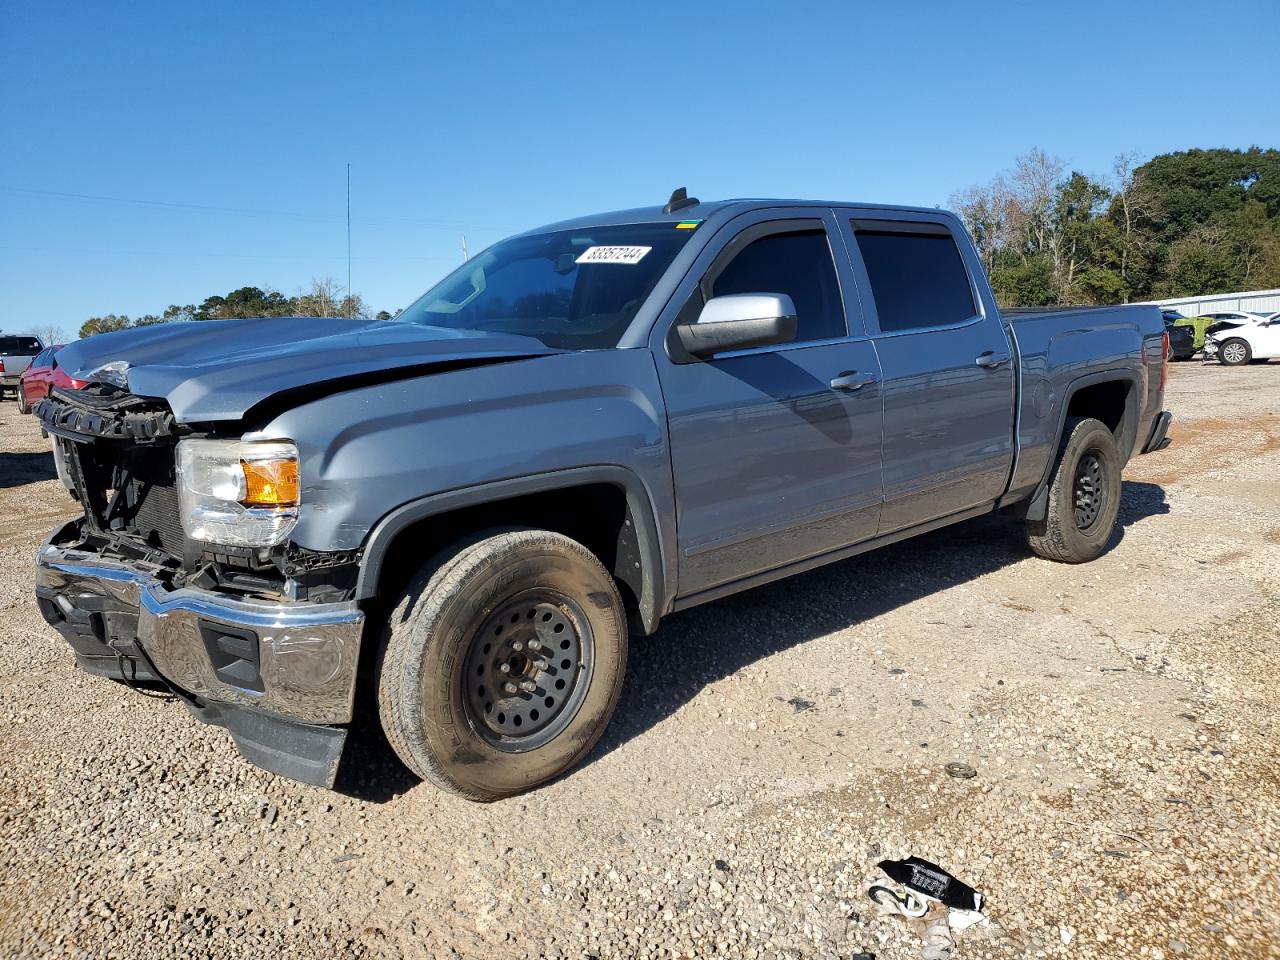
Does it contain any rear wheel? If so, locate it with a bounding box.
[376,528,628,800]
[1026,417,1122,563]
[1218,338,1251,366]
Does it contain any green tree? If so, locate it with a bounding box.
[1157,200,1280,296]
[956,146,1280,307]
[1049,171,1117,302]
[78,314,133,338]
[989,253,1055,307]
[193,286,293,321]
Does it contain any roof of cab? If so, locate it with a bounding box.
[521,198,956,236]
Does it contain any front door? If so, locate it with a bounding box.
[654,210,884,598]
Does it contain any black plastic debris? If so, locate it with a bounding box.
[944,762,977,779]
[876,857,982,912]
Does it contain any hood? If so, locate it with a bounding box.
[55,316,563,423]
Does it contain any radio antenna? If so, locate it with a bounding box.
[346,163,352,316]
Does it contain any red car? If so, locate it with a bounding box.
[18,344,87,414]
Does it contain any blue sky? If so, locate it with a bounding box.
[2,0,1277,336]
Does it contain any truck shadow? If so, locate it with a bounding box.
[0,451,57,488]
[589,479,1170,767]
[336,481,1168,802]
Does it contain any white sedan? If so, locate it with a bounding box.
[1203,312,1280,365]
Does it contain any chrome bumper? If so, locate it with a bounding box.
[36,540,364,726]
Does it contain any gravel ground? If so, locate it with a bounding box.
[1,362,1278,960]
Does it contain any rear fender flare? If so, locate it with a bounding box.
[1021,369,1139,522]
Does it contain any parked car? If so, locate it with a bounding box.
[1203,311,1280,365]
[33,192,1171,798]
[0,334,44,398]
[17,344,86,414]
[1203,310,1269,325]
[1163,317,1196,360]
[1170,314,1214,352]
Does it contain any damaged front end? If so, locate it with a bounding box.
[33,385,364,788]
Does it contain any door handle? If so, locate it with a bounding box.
[975,351,1011,369]
[829,371,878,391]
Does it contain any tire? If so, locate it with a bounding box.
[1026,417,1122,564]
[376,528,628,801]
[1218,338,1251,366]
[16,389,29,414]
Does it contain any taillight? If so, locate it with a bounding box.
[1161,330,1170,389]
[0,359,5,373]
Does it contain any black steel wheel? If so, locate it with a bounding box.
[1072,450,1108,531]
[376,528,627,801]
[1026,417,1122,563]
[463,591,592,751]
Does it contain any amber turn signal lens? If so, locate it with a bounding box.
[240,458,299,506]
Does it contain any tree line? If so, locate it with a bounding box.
[950,147,1280,307]
[77,278,394,339]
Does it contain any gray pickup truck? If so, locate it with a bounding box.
[34,192,1171,799]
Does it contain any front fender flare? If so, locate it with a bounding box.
[354,465,669,635]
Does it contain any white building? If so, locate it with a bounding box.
[1146,287,1280,316]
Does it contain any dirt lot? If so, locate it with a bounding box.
[1,362,1278,960]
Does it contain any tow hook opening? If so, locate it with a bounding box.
[199,620,264,693]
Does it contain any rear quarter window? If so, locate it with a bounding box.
[854,227,976,333]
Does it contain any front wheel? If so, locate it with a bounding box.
[376,528,628,801]
[1026,417,1122,563]
[1218,338,1251,366]
[16,389,29,414]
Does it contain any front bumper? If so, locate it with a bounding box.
[35,528,365,787]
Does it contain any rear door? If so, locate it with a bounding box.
[835,212,1015,533]
[653,208,884,597]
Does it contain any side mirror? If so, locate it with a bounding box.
[675,293,798,359]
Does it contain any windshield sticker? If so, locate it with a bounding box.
[575,245,652,265]
[676,220,702,229]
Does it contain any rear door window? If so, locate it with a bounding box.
[854,226,976,333]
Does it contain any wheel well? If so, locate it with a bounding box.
[1017,376,1138,523]
[370,482,646,631]
[1064,380,1129,436]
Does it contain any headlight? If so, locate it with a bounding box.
[176,439,299,546]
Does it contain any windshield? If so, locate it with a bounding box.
[394,222,695,349]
